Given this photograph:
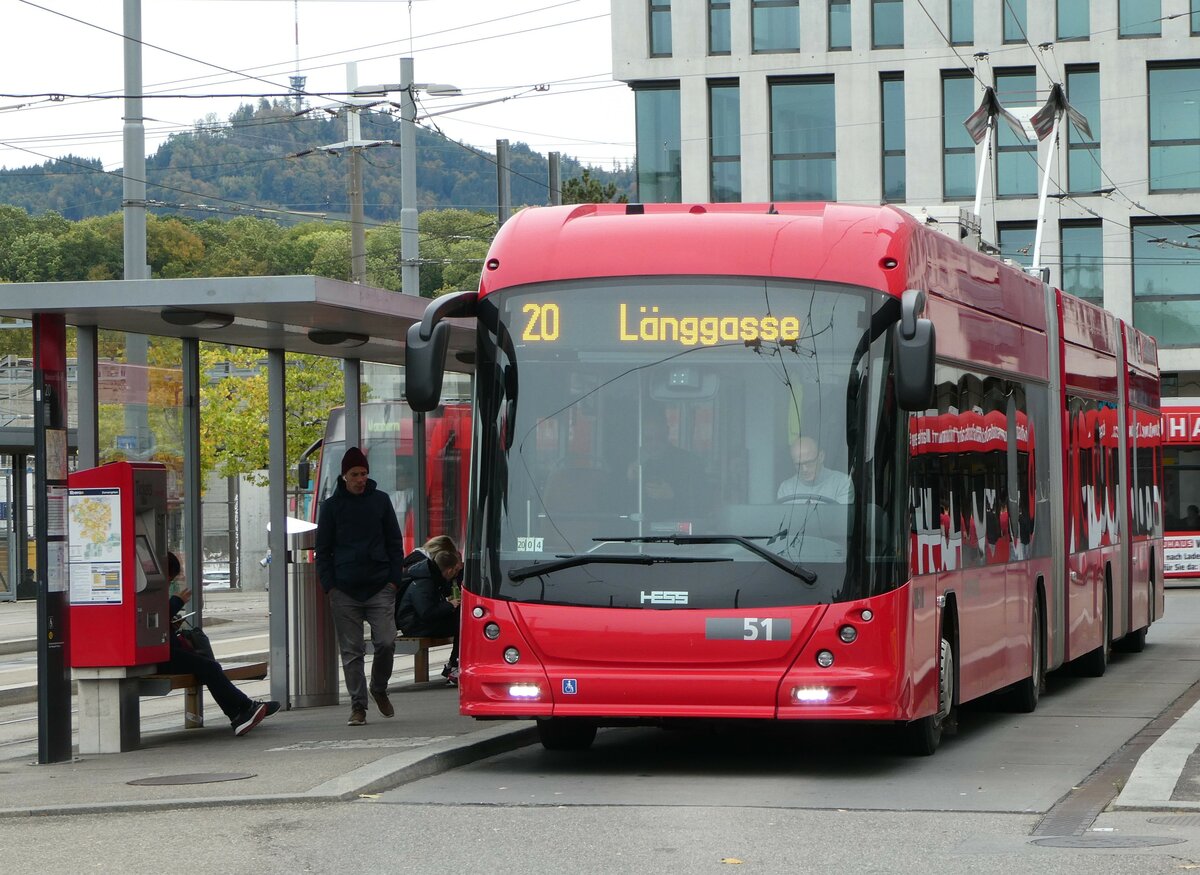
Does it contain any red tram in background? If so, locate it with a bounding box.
[304,400,472,550]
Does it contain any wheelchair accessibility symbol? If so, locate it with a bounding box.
[562,679,578,695]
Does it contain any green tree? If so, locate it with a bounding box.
[59,214,123,280]
[416,209,497,295]
[198,344,346,486]
[8,231,63,282]
[561,169,628,205]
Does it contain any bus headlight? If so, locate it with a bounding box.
[472,606,485,619]
[484,622,501,640]
[816,649,834,668]
[508,683,540,699]
[503,646,520,664]
[838,625,857,643]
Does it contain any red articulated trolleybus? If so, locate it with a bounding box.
[406,202,1163,755]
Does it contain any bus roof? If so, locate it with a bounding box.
[479,202,1045,328]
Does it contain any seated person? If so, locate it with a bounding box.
[395,540,463,686]
[627,413,708,522]
[164,552,279,737]
[777,436,853,504]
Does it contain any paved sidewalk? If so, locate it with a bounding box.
[0,593,535,818]
[0,683,535,818]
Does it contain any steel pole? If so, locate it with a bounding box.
[400,58,419,296]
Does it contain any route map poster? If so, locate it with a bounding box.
[68,487,123,604]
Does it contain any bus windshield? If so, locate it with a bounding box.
[471,277,908,609]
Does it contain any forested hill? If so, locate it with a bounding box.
[0,100,635,221]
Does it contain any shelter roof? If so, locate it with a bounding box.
[0,275,472,367]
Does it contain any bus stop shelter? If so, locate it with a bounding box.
[0,274,473,756]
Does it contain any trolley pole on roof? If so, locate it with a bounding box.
[963,87,1026,244]
[1029,84,1092,274]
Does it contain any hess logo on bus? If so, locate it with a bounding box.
[641,590,689,605]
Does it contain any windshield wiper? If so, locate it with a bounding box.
[508,553,732,582]
[595,534,818,584]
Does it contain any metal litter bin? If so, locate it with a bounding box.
[288,528,339,707]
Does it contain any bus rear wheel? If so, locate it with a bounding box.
[901,635,954,756]
[1006,598,1044,713]
[537,718,598,751]
[1076,588,1111,678]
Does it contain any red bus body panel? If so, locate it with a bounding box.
[460,584,937,722]
[456,203,1161,730]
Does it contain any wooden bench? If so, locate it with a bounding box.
[74,660,269,754]
[396,636,453,683]
[140,662,269,730]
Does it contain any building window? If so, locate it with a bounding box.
[709,0,731,55]
[635,84,682,203]
[829,0,851,50]
[943,72,975,199]
[710,81,741,202]
[998,222,1036,270]
[1193,0,1200,35]
[1066,66,1101,194]
[650,0,672,57]
[1149,65,1200,192]
[770,77,836,201]
[754,0,800,52]
[881,74,906,202]
[1057,0,1089,40]
[1119,0,1162,37]
[873,0,904,48]
[950,0,973,44]
[1132,219,1200,346]
[996,69,1037,197]
[1060,222,1103,303]
[1003,0,1028,43]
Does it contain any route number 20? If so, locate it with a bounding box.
[521,302,560,341]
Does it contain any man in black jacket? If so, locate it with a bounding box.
[316,447,405,726]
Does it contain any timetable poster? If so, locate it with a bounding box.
[68,488,123,604]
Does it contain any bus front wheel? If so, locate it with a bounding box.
[537,718,598,751]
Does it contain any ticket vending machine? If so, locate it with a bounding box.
[68,462,170,667]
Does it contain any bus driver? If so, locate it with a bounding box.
[777,435,853,504]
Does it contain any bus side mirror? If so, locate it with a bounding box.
[405,291,479,413]
[894,289,935,411]
[406,320,453,412]
[297,460,311,491]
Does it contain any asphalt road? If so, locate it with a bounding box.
[3,590,1200,873]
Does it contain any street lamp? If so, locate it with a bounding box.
[356,58,462,296]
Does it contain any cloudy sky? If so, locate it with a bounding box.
[0,0,635,172]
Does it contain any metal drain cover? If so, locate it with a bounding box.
[128,772,256,786]
[1031,835,1185,849]
[1150,815,1200,827]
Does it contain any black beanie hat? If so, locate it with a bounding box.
[341,446,369,476]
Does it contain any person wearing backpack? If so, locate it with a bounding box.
[395,540,462,686]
